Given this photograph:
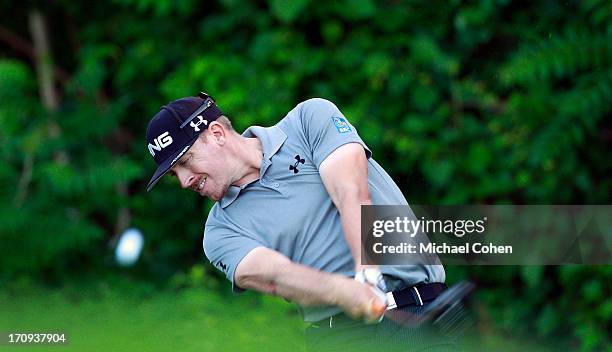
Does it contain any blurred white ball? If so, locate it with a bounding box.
[115,228,144,266]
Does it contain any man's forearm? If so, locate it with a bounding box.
[236,247,352,307]
[271,261,352,306]
[337,193,372,270]
[235,247,386,320]
[248,257,383,319]
[318,143,373,270]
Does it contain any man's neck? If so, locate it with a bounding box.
[233,136,263,187]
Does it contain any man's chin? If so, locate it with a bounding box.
[207,188,228,202]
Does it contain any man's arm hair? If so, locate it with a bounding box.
[234,247,382,319]
[319,142,372,270]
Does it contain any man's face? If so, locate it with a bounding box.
[170,130,232,201]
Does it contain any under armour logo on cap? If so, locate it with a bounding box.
[190,115,208,132]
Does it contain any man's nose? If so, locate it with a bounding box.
[177,171,196,189]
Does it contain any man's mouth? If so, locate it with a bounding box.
[196,177,207,191]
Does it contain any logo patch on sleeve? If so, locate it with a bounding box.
[332,116,352,133]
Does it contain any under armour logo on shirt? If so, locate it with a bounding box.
[289,155,305,174]
[190,115,208,132]
[216,261,228,272]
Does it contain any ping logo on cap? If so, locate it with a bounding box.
[148,131,173,157]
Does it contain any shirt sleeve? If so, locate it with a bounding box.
[297,98,372,168]
[203,225,263,293]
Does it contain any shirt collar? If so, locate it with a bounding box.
[219,125,287,208]
[243,125,287,162]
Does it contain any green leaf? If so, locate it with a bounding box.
[341,0,376,20]
[268,0,309,23]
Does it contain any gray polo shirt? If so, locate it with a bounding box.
[204,98,445,322]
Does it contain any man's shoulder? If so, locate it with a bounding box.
[278,97,339,130]
[294,97,338,114]
[204,202,225,229]
[282,98,337,118]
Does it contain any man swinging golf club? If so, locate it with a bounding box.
[145,92,466,351]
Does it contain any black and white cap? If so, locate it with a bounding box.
[145,92,222,191]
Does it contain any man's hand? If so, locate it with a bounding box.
[333,278,387,322]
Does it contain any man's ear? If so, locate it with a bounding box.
[208,121,226,145]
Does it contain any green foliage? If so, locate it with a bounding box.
[0,0,610,350]
[462,265,612,351]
